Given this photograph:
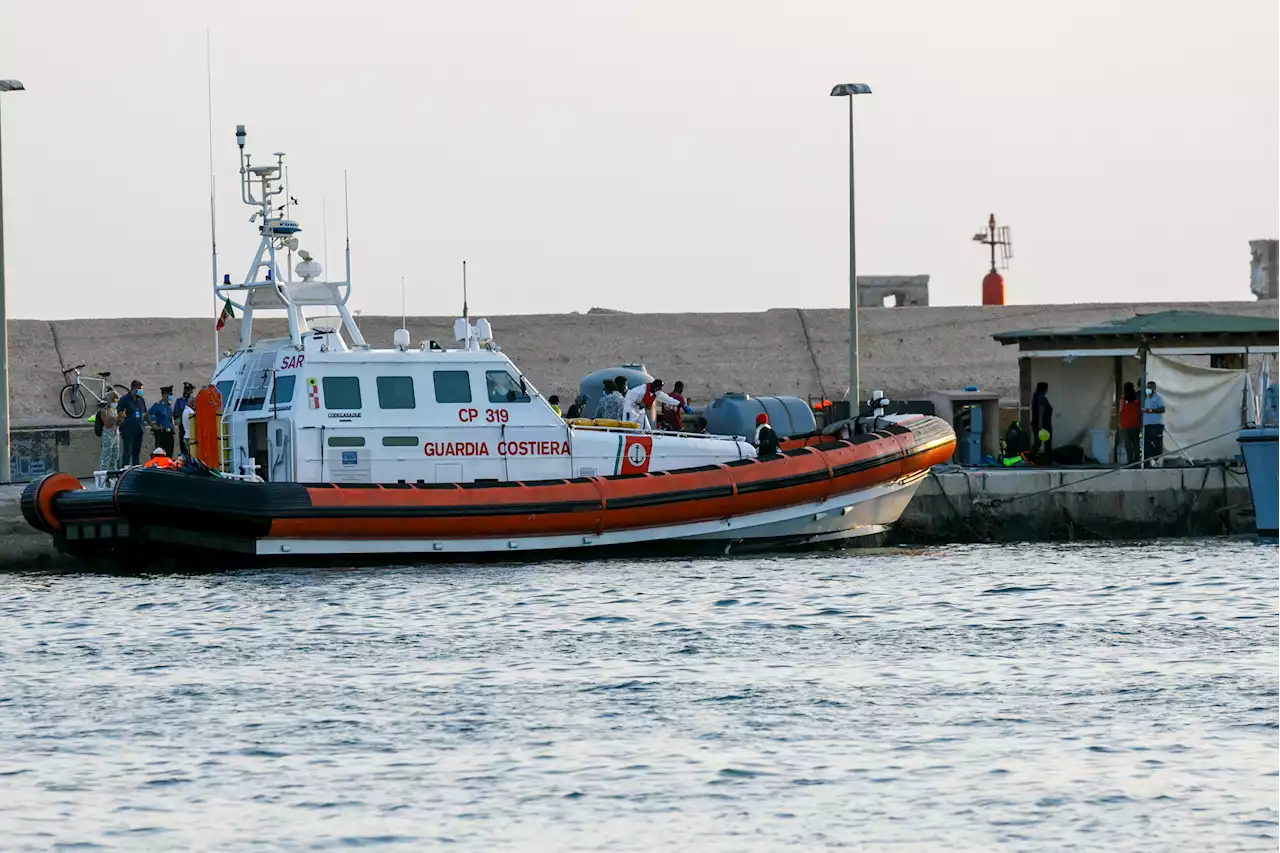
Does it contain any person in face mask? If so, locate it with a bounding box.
[1141,380,1167,466]
[117,380,148,466]
[148,385,176,459]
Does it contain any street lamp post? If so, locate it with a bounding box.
[0,80,23,485]
[830,82,871,411]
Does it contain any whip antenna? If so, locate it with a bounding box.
[206,28,219,362]
[343,170,351,284]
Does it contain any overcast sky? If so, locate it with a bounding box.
[0,0,1276,320]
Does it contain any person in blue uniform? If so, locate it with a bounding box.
[117,380,148,466]
[148,385,176,459]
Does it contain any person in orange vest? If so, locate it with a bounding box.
[143,447,176,469]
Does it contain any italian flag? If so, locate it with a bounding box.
[216,299,235,331]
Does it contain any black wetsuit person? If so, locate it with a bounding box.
[1031,382,1053,459]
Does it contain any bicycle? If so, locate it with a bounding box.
[60,363,130,419]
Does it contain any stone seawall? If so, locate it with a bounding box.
[896,465,1255,542]
[11,300,1276,428]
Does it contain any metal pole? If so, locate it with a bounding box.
[847,96,859,409]
[0,97,9,483]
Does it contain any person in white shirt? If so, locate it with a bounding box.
[623,378,682,429]
[1142,380,1167,466]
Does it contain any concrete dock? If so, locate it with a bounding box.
[897,464,1255,543]
[0,482,74,569]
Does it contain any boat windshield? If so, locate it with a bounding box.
[486,370,531,403]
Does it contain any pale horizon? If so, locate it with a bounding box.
[1,0,1276,321]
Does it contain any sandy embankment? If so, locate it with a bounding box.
[12,300,1276,428]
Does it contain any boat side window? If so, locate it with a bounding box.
[215,380,234,404]
[433,370,472,404]
[382,436,418,447]
[327,436,365,447]
[486,370,529,403]
[376,376,416,410]
[323,377,362,410]
[273,375,297,405]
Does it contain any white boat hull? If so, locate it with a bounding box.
[252,470,929,557]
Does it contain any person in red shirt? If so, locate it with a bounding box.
[658,380,689,431]
[1118,382,1141,464]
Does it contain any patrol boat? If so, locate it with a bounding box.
[22,127,956,562]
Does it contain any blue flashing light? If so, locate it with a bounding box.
[223,274,231,284]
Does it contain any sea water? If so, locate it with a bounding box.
[0,540,1275,851]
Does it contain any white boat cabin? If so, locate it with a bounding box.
[210,327,755,485]
[205,126,754,486]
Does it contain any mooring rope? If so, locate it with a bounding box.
[933,424,1255,509]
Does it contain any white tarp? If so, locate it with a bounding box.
[1146,353,1247,461]
[1028,356,1120,452]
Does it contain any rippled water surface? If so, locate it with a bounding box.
[0,540,1276,851]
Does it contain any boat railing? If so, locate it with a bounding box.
[568,424,746,442]
[218,470,265,483]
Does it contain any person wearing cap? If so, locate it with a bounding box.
[173,381,195,454]
[754,412,781,457]
[117,379,148,466]
[148,385,176,459]
[143,447,176,469]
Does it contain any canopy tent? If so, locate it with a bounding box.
[994,310,1278,464]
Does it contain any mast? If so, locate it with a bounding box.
[212,127,367,353]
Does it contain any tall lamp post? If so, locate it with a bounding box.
[830,82,871,410]
[0,80,23,485]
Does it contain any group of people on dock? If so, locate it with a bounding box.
[1005,379,1168,467]
[95,380,195,471]
[1119,380,1167,464]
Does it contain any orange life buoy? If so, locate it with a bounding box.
[193,385,224,470]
